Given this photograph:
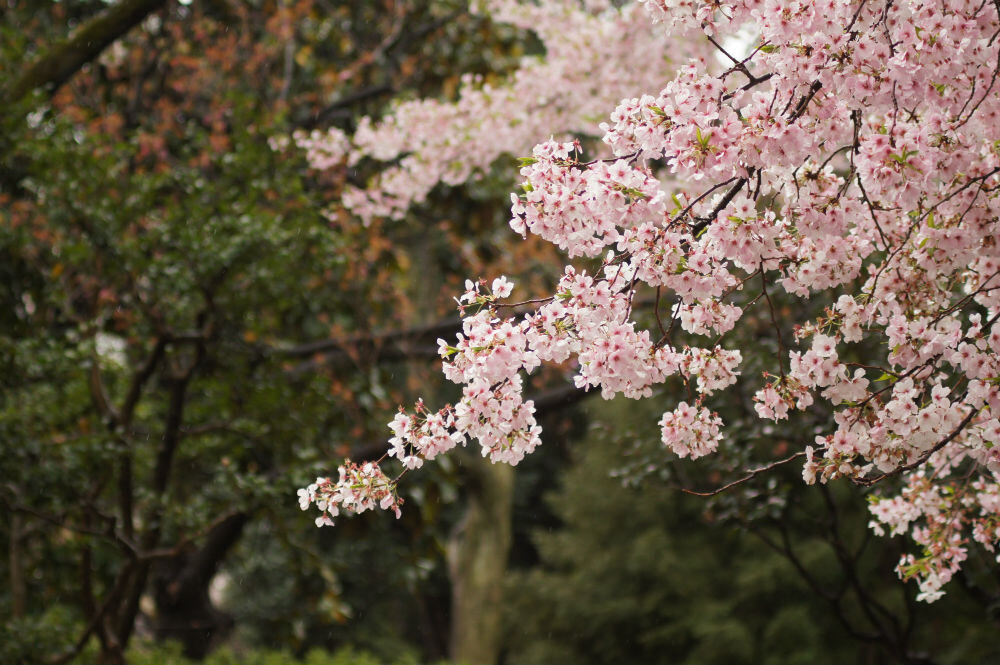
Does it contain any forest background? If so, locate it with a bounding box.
[2,1,1000,664]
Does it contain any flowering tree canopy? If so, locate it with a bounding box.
[299,0,1000,603]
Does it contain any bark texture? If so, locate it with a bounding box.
[447,455,514,665]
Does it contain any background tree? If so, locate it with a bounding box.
[0,1,562,663]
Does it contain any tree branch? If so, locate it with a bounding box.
[272,316,463,359]
[681,451,808,497]
[7,0,170,103]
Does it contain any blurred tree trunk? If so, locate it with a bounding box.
[152,512,250,659]
[406,192,517,663]
[447,455,514,665]
[8,511,26,618]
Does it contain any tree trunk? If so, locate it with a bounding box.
[447,455,514,665]
[9,511,26,618]
[152,512,250,659]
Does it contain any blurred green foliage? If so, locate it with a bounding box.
[126,643,423,665]
[504,397,1000,665]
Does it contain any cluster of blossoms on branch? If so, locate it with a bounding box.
[298,460,402,528]
[299,0,1000,601]
[292,0,706,223]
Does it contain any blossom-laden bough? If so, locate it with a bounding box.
[298,0,1000,603]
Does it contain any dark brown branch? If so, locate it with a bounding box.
[160,512,250,603]
[118,337,167,540]
[80,512,116,655]
[281,318,464,377]
[855,405,980,487]
[681,451,807,497]
[760,263,787,378]
[117,338,203,647]
[754,522,839,603]
[48,562,134,665]
[152,512,250,658]
[708,34,770,87]
[7,0,170,103]
[818,485,903,649]
[151,373,195,496]
[273,316,463,359]
[789,80,824,122]
[675,176,742,231]
[302,84,395,129]
[749,519,883,643]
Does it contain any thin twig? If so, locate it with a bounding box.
[681,450,808,497]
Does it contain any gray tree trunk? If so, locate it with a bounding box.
[447,455,514,665]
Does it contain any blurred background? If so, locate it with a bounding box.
[2,2,1000,664]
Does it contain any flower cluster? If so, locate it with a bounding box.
[869,462,1000,603]
[659,401,723,459]
[510,141,668,257]
[291,0,706,224]
[298,461,402,527]
[299,0,1000,601]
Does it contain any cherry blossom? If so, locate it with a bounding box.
[299,0,1000,601]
